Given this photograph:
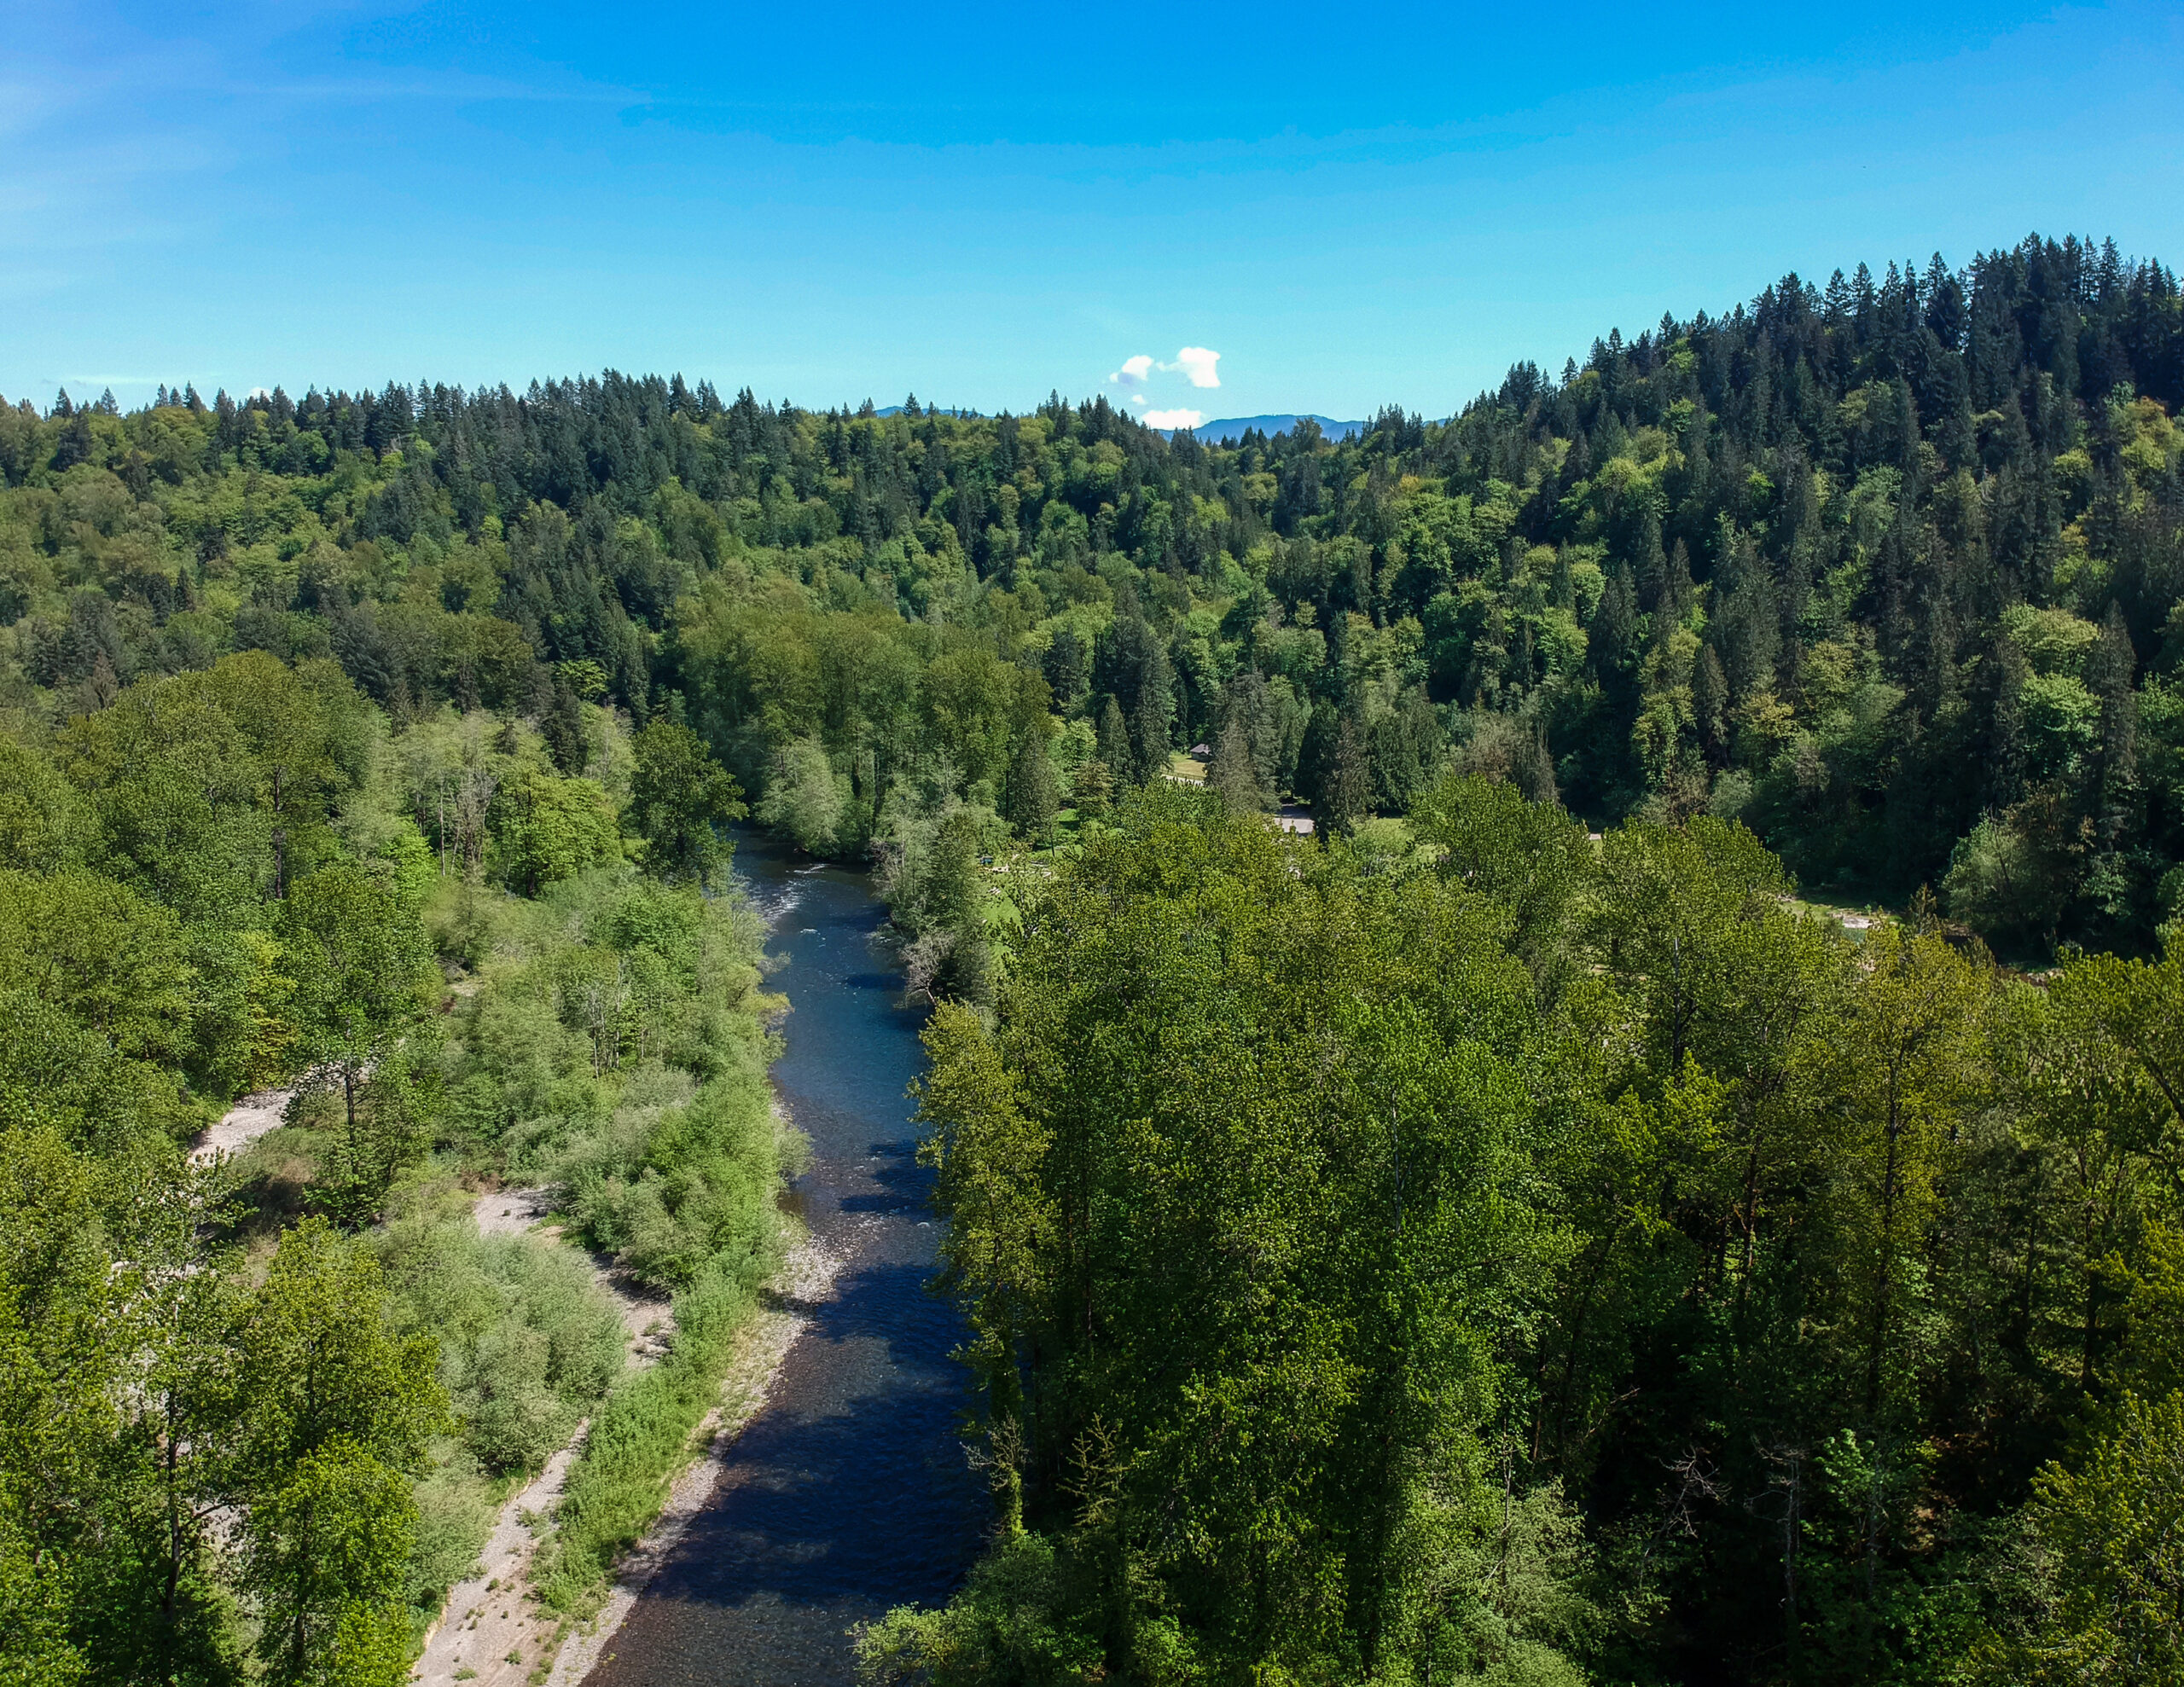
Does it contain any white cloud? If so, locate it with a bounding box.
[1159,347,1221,388]
[1128,393,1147,406]
[1142,409,1205,430]
[1109,353,1153,387]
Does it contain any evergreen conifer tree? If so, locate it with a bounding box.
[1096,695,1132,786]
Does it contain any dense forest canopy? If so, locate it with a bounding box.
[3,229,2184,1687]
[883,780,2184,1687]
[5,232,2182,954]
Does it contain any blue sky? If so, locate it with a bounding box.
[4,0,2181,423]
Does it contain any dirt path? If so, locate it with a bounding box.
[410,1435,585,1687]
[410,1189,675,1687]
[189,1087,294,1164]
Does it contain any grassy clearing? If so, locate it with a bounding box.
[1783,893,1897,938]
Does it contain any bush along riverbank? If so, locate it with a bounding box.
[528,1262,771,1617]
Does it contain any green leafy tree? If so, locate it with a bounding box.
[60,1157,247,1687]
[239,1445,415,1687]
[627,720,746,884]
[233,1222,446,1686]
[0,868,200,1074]
[487,768,622,895]
[1408,774,1593,987]
[1205,717,1267,814]
[0,743,84,873]
[1094,697,1131,789]
[1974,1392,2184,1684]
[1319,712,1372,836]
[1126,662,1173,787]
[1003,737,1058,844]
[1827,927,1989,1416]
[887,808,996,1006]
[1943,789,2087,953]
[758,736,845,856]
[915,1002,1053,1534]
[907,789,1577,1682]
[923,646,1049,798]
[280,866,437,1218]
[2020,937,2184,1400]
[0,1126,119,1687]
[1070,759,1112,823]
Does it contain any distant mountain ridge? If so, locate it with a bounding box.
[873,407,1363,443]
[1172,414,1366,443]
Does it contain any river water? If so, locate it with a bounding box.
[582,836,984,1686]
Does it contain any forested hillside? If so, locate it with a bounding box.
[8,233,2182,954]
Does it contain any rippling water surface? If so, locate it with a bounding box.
[583,836,983,1686]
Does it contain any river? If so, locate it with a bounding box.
[582,835,985,1686]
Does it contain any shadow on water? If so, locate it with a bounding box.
[584,834,984,1687]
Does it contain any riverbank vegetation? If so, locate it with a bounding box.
[0,643,783,1684]
[874,780,2184,1686]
